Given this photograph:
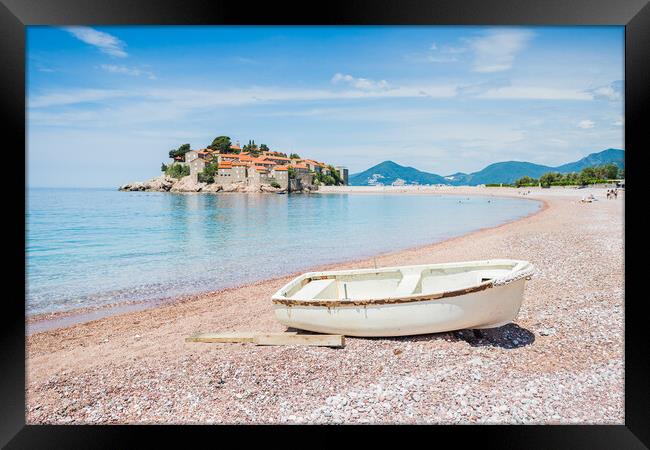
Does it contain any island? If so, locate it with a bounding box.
[119,136,349,193]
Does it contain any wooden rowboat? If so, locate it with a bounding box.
[272,259,534,337]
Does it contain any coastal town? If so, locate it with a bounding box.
[120,137,349,193]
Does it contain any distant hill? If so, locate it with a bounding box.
[554,148,625,173]
[349,149,624,186]
[348,160,448,186]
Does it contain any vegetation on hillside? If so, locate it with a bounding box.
[349,149,624,186]
[313,166,343,186]
[514,163,623,187]
[164,163,190,179]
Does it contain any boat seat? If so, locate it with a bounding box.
[291,279,336,300]
[393,272,422,296]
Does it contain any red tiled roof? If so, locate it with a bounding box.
[252,158,276,166]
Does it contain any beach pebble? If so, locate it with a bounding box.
[539,328,557,336]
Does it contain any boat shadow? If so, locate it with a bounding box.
[287,323,535,349]
[384,323,535,349]
[450,323,536,349]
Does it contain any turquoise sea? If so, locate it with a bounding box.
[26,188,541,315]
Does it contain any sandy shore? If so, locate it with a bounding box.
[26,186,624,424]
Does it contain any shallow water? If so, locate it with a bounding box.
[26,188,541,315]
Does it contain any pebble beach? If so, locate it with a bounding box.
[26,186,624,424]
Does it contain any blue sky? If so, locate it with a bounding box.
[27,26,623,187]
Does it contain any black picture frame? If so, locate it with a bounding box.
[2,0,646,447]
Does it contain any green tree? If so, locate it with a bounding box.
[321,175,336,186]
[243,139,260,156]
[288,167,297,179]
[539,172,562,188]
[515,175,536,187]
[208,136,232,153]
[600,163,620,180]
[198,161,219,184]
[328,165,342,185]
[165,163,190,179]
[161,163,168,172]
[168,143,191,159]
[289,153,300,159]
[260,144,269,152]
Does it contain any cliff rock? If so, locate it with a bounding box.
[202,183,223,193]
[119,175,176,192]
[260,184,283,193]
[221,182,246,192]
[170,176,206,192]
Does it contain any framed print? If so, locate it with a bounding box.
[1,0,647,447]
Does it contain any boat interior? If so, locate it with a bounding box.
[283,263,520,300]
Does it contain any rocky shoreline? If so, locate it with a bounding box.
[118,174,317,194]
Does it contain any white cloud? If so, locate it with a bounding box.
[588,81,623,101]
[28,89,128,108]
[407,43,467,64]
[28,84,459,113]
[100,64,156,79]
[478,86,592,100]
[331,73,389,91]
[613,116,624,126]
[456,79,510,97]
[466,29,534,73]
[578,120,595,129]
[63,27,127,58]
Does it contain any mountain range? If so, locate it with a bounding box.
[348,148,624,186]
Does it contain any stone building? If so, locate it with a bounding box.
[216,161,248,185]
[188,157,205,182]
[184,150,200,164]
[270,166,289,190]
[335,166,349,185]
[180,144,341,191]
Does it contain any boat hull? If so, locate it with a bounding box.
[272,259,533,337]
[273,277,527,337]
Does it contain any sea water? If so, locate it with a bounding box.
[26,188,541,315]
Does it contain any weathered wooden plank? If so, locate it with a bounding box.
[185,331,297,343]
[253,333,345,348]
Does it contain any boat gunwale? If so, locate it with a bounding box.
[271,279,496,307]
[271,259,533,308]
